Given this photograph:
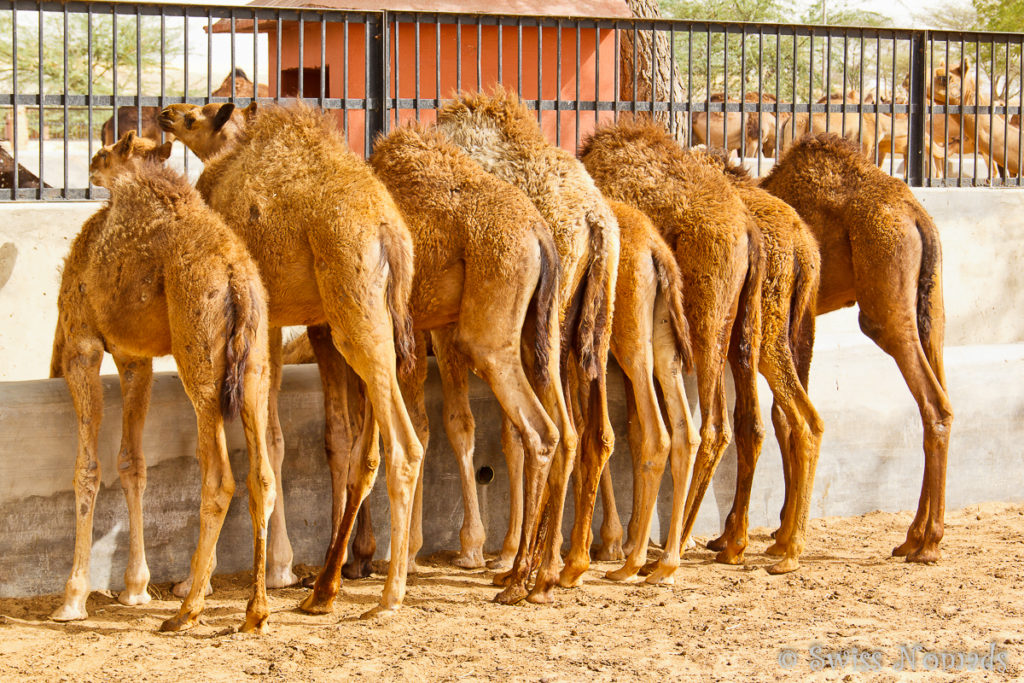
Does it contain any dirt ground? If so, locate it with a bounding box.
[1,502,1022,682]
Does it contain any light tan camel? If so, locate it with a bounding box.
[158,101,424,618]
[437,89,620,604]
[776,91,878,159]
[694,154,824,573]
[48,131,274,632]
[691,92,778,158]
[579,118,763,584]
[930,59,1022,177]
[761,133,953,563]
[298,124,564,612]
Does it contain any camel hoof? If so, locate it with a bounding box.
[298,591,335,615]
[117,588,151,607]
[637,559,659,577]
[240,614,269,634]
[407,559,422,576]
[453,551,486,569]
[557,566,586,589]
[906,547,941,564]
[159,613,198,632]
[172,578,212,599]
[891,539,920,558]
[764,542,787,557]
[492,569,513,587]
[50,602,88,622]
[706,534,728,552]
[644,564,677,585]
[604,566,641,582]
[494,584,527,605]
[342,559,373,580]
[526,581,557,604]
[593,542,625,562]
[360,603,399,620]
[266,564,300,589]
[486,556,514,572]
[714,549,744,565]
[767,558,800,575]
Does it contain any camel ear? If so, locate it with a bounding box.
[243,101,258,122]
[212,103,236,132]
[152,141,173,163]
[114,130,137,156]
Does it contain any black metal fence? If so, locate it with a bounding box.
[2,0,1023,200]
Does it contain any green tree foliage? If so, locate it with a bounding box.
[972,0,1024,31]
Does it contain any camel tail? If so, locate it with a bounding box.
[49,320,65,379]
[576,208,617,381]
[650,234,694,373]
[221,268,263,422]
[915,211,947,386]
[733,221,763,372]
[381,228,416,379]
[530,225,561,389]
[788,250,817,356]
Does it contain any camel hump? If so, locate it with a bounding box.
[220,267,264,421]
[649,231,694,373]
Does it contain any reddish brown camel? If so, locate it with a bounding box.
[579,118,763,583]
[49,131,274,632]
[437,89,619,604]
[760,133,953,563]
[158,101,424,618]
[298,124,564,613]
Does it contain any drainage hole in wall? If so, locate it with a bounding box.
[475,465,494,485]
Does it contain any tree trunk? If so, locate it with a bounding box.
[618,0,689,141]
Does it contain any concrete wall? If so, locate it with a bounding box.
[1,188,1023,597]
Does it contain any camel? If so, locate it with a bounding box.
[158,100,424,618]
[876,118,946,179]
[1,146,48,190]
[48,131,275,632]
[298,124,564,612]
[776,90,878,160]
[436,88,619,604]
[579,118,763,583]
[684,154,825,572]
[761,133,953,563]
[100,69,268,146]
[930,59,1022,177]
[691,92,778,158]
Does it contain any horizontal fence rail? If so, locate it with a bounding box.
[1,0,1023,200]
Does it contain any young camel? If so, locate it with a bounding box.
[761,133,953,563]
[158,101,424,618]
[692,154,825,573]
[49,131,275,632]
[930,59,1022,177]
[436,89,619,604]
[298,124,564,613]
[579,118,763,583]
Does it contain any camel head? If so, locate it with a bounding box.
[158,102,254,160]
[89,130,172,188]
[931,58,975,106]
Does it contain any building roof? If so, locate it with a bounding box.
[210,0,633,32]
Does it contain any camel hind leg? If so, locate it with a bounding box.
[265,327,298,589]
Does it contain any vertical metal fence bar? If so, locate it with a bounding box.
[1003,40,1009,184]
[989,40,995,184]
[874,34,880,166]
[774,26,780,159]
[809,31,814,143]
[297,12,304,100]
[9,6,16,197]
[669,25,676,141]
[476,18,482,93]
[958,36,965,185]
[1019,39,1023,184]
[435,15,441,111]
[908,30,926,187]
[320,14,326,109]
[229,10,237,98]
[414,15,421,123]
[632,23,638,118]
[649,22,656,140]
[497,16,503,86]
[722,28,728,151]
[593,23,598,131]
[687,25,693,146]
[138,6,145,135]
[842,30,848,141]
[457,16,463,94]
[517,18,523,102]
[890,35,897,177]
[740,27,747,160]
[791,31,797,146]
[63,5,69,196]
[343,15,349,132]
[574,22,580,152]
[393,15,399,128]
[112,7,118,145]
[825,30,831,134]
[275,11,281,101]
[706,25,711,145]
[38,6,44,199]
[974,40,980,185]
[943,37,949,184]
[612,21,618,122]
[536,19,542,123]
[160,9,165,131]
[86,5,92,198]
[183,7,189,176]
[756,28,762,172]
[207,10,213,98]
[252,7,258,105]
[556,18,562,147]
[858,29,864,159]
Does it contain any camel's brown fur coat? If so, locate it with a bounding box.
[158,101,424,617]
[761,133,952,563]
[437,89,619,604]
[49,132,274,633]
[580,118,763,584]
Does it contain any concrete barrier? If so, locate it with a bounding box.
[1,188,1023,598]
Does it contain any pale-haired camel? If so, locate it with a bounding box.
[761,133,953,563]
[437,89,620,604]
[693,154,824,573]
[691,92,778,158]
[579,118,763,583]
[930,59,1022,177]
[158,101,424,618]
[49,131,275,632]
[299,124,564,613]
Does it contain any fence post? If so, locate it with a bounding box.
[908,30,928,187]
[365,11,388,157]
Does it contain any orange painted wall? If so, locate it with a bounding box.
[267,20,618,156]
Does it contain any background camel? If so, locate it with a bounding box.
[697,154,824,573]
[691,92,778,158]
[579,118,763,584]
[437,89,619,604]
[776,90,877,159]
[100,69,268,146]
[299,124,564,613]
[49,131,274,633]
[930,59,1022,177]
[158,100,424,618]
[761,133,952,564]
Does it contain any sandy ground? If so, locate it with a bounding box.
[1,502,1022,682]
